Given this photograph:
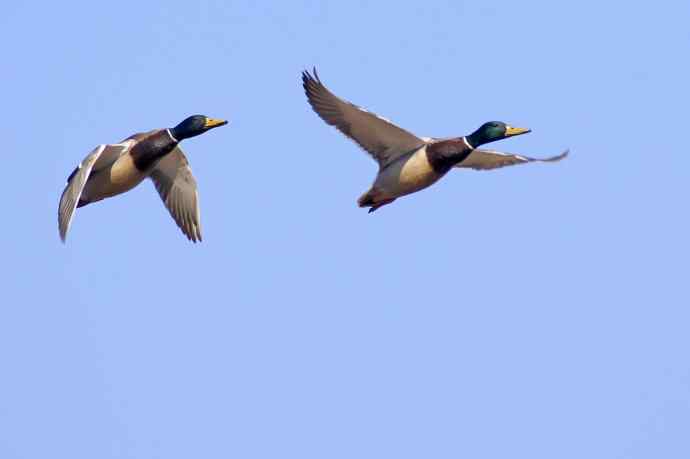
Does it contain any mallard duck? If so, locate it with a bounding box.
[302,69,568,212]
[58,115,227,242]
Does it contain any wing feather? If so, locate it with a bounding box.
[302,68,425,168]
[58,145,105,242]
[149,147,202,242]
[456,148,569,171]
[57,141,135,242]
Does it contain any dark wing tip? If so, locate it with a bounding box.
[301,66,320,80]
[189,226,202,243]
[542,149,570,162]
[302,67,321,95]
[302,66,328,98]
[523,148,570,164]
[176,222,201,243]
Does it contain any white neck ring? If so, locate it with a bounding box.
[167,129,178,142]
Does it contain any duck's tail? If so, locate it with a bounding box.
[358,189,395,213]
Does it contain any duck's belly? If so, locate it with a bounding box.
[373,146,445,198]
[82,155,149,201]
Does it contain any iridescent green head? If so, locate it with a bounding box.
[466,121,530,148]
[170,115,228,141]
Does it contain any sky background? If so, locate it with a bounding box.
[2,1,689,458]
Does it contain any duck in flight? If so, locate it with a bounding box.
[58,115,227,242]
[302,69,568,212]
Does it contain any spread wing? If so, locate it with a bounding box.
[302,68,425,168]
[58,142,132,242]
[456,148,569,171]
[149,147,202,242]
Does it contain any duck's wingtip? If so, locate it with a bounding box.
[544,149,570,162]
[301,67,321,84]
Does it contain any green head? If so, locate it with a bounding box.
[170,115,228,141]
[466,121,530,148]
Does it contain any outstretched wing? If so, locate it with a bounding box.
[456,148,569,171]
[302,68,425,168]
[58,142,132,242]
[149,147,202,242]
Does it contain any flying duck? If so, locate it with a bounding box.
[58,115,227,242]
[302,69,568,212]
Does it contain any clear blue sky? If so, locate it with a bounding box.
[2,1,689,458]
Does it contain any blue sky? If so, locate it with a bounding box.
[2,1,690,458]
